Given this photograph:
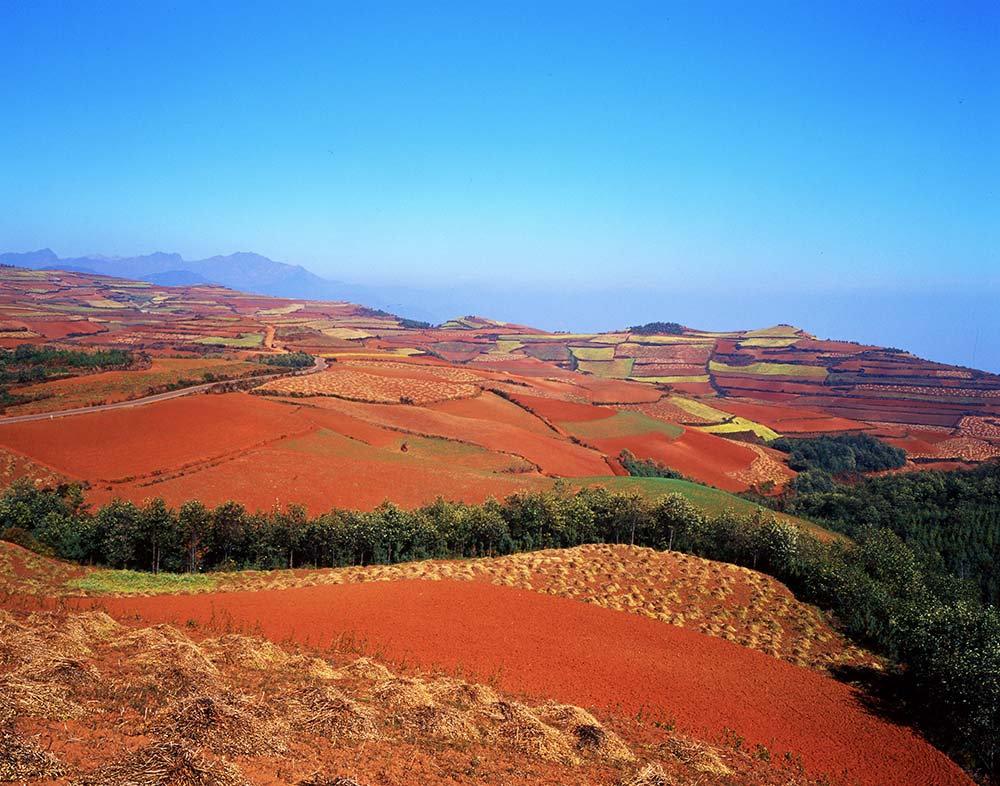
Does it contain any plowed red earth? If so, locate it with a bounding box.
[26,319,105,339]
[89,447,548,511]
[91,580,971,786]
[0,394,308,480]
[590,430,756,492]
[506,392,617,422]
[711,400,870,434]
[287,396,610,477]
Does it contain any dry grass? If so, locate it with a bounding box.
[333,656,394,682]
[258,368,478,404]
[620,762,670,786]
[660,737,732,775]
[534,702,636,763]
[74,739,250,786]
[201,634,289,670]
[372,677,436,711]
[287,685,381,741]
[0,672,87,721]
[484,700,578,763]
[0,731,66,781]
[427,676,500,710]
[154,691,288,756]
[0,608,838,786]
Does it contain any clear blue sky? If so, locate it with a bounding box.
[2,1,998,368]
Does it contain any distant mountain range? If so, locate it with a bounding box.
[0,248,441,323]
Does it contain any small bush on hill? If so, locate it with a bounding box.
[628,322,683,336]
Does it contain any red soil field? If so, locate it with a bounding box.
[92,580,972,786]
[0,393,310,481]
[577,377,663,404]
[590,430,756,492]
[90,446,548,511]
[428,391,559,436]
[25,318,106,339]
[710,399,870,434]
[505,392,617,423]
[295,404,403,447]
[288,396,611,477]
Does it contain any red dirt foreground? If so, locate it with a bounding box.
[94,580,971,786]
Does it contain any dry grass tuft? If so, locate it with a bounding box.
[661,737,732,775]
[333,657,393,682]
[286,653,339,680]
[620,762,670,786]
[154,691,287,756]
[201,634,289,670]
[297,776,366,786]
[287,685,381,741]
[74,739,249,786]
[0,731,66,781]
[483,701,578,763]
[534,702,635,762]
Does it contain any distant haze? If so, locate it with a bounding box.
[4,248,997,374]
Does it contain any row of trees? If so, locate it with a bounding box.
[0,344,134,384]
[1,480,996,779]
[255,351,314,369]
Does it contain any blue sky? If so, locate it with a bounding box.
[1,1,998,368]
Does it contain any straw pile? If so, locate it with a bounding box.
[483,701,577,763]
[286,654,339,680]
[201,634,289,670]
[371,677,435,711]
[128,635,221,698]
[75,739,249,786]
[0,731,66,781]
[287,685,380,741]
[155,691,288,756]
[534,702,635,763]
[406,703,479,743]
[427,677,499,710]
[0,672,85,721]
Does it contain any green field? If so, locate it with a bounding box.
[193,332,265,348]
[560,411,684,440]
[570,476,837,540]
[66,570,218,594]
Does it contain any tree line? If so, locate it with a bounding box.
[0,480,996,780]
[757,460,1000,608]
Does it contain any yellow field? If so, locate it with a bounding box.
[709,360,828,380]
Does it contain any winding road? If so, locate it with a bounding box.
[0,355,327,425]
